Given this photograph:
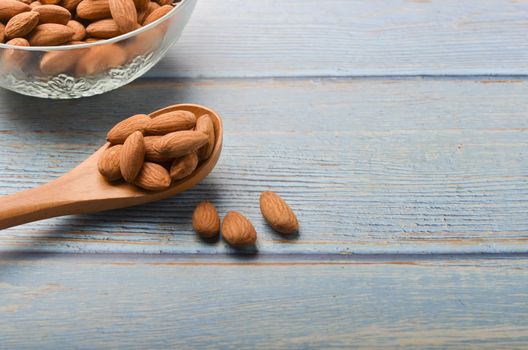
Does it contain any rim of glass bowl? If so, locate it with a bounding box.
[0,0,190,51]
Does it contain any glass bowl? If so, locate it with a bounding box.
[0,0,197,99]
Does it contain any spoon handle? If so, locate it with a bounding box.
[0,177,77,230]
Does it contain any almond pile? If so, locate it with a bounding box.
[192,192,299,248]
[0,0,177,45]
[0,0,180,75]
[98,108,215,191]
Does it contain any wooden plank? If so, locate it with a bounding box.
[147,0,528,78]
[0,78,527,254]
[0,255,527,349]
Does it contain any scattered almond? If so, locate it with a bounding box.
[134,162,171,191]
[192,201,220,238]
[145,110,196,135]
[107,113,151,144]
[66,20,86,41]
[33,4,71,24]
[98,144,122,181]
[120,130,145,182]
[5,11,39,38]
[109,0,138,34]
[29,1,41,9]
[260,191,299,235]
[156,130,208,159]
[170,152,198,180]
[0,0,31,21]
[195,114,215,161]
[222,211,257,247]
[142,4,172,25]
[28,23,74,45]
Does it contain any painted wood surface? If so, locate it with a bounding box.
[0,78,526,255]
[147,0,528,78]
[1,255,527,349]
[1,0,528,346]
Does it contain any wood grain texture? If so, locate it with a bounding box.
[0,78,526,254]
[147,0,528,78]
[0,255,527,349]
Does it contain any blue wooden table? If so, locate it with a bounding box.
[1,0,528,348]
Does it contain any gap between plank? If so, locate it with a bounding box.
[1,251,527,264]
[140,74,528,82]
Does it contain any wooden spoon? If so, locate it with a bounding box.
[0,104,223,230]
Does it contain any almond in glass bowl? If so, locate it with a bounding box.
[0,0,197,99]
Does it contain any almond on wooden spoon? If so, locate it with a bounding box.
[0,104,223,230]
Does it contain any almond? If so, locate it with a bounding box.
[195,114,215,161]
[157,0,172,6]
[120,130,145,183]
[134,162,171,191]
[0,23,4,43]
[170,152,198,180]
[29,1,41,8]
[98,144,122,181]
[76,0,110,20]
[156,130,208,159]
[1,37,30,72]
[5,11,39,38]
[123,25,162,59]
[0,0,31,21]
[107,113,150,144]
[75,43,127,75]
[61,0,82,11]
[145,110,196,135]
[259,191,299,235]
[137,1,158,23]
[66,20,86,41]
[142,4,171,25]
[28,23,74,45]
[86,18,121,38]
[192,201,220,238]
[19,0,32,4]
[143,136,172,163]
[133,0,148,11]
[109,0,138,33]
[221,211,257,247]
[40,0,61,5]
[33,5,71,24]
[40,46,87,75]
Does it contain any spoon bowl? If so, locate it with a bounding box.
[0,103,223,230]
